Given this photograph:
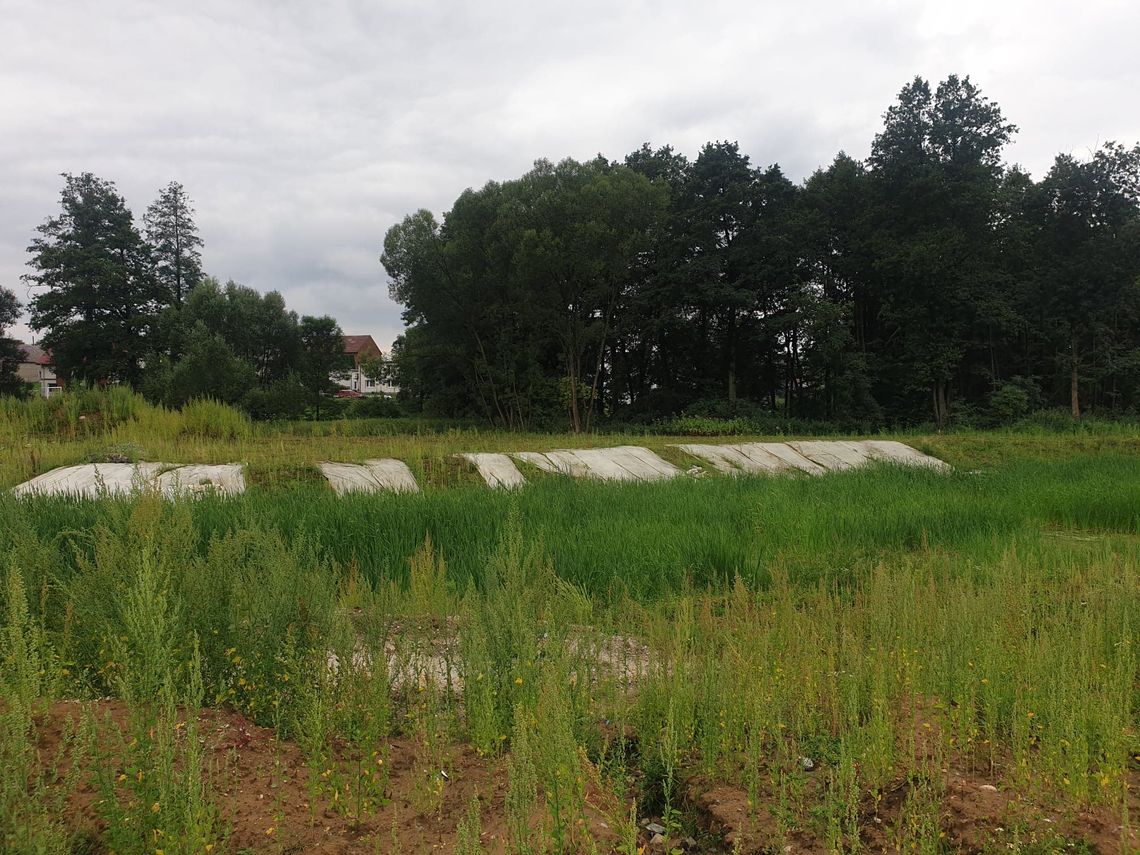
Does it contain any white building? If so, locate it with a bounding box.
[17,344,63,398]
[335,334,398,397]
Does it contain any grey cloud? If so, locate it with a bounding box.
[3,0,1139,347]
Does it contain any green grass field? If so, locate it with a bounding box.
[1,397,1137,852]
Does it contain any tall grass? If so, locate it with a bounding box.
[8,456,1139,598]
[0,436,1137,850]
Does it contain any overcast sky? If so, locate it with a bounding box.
[3,0,1138,350]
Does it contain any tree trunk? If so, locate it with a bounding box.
[569,369,582,434]
[1069,335,1080,420]
[584,287,618,433]
[726,310,737,402]
[824,364,832,420]
[1070,363,1080,420]
[932,380,949,431]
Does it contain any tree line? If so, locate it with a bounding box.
[1,176,351,418]
[383,75,1140,431]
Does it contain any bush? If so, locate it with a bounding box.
[989,383,1031,424]
[179,398,251,439]
[346,395,401,419]
[306,395,350,421]
[646,410,847,437]
[242,375,308,421]
[163,324,258,408]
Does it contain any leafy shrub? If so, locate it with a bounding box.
[241,375,308,421]
[166,322,258,407]
[346,394,401,419]
[989,383,1031,424]
[179,398,251,439]
[320,395,352,420]
[649,411,846,437]
[655,415,757,436]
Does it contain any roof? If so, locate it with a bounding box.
[342,335,381,355]
[19,343,51,366]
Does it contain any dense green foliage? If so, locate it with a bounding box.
[0,287,24,397]
[24,173,163,386]
[142,278,353,416]
[385,75,1140,431]
[22,178,350,418]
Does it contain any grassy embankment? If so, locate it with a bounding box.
[4,384,1140,491]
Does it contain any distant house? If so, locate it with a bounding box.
[335,335,398,397]
[17,344,63,398]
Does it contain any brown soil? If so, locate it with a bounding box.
[35,700,622,854]
[31,698,1139,854]
[681,699,1139,855]
[688,767,1138,854]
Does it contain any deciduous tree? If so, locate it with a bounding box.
[867,75,1016,427]
[298,314,349,418]
[0,287,26,397]
[1031,143,1140,417]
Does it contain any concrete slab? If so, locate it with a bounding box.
[363,459,420,493]
[512,451,583,477]
[856,440,951,471]
[12,462,167,498]
[575,446,680,481]
[675,444,757,474]
[512,446,679,482]
[753,443,827,475]
[788,440,871,471]
[676,442,825,476]
[320,459,420,495]
[156,464,246,498]
[622,446,682,478]
[679,440,947,476]
[735,443,806,473]
[560,448,633,480]
[456,453,526,489]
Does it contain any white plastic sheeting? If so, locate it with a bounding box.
[12,462,245,499]
[456,453,527,489]
[676,440,946,476]
[319,459,420,495]
[512,445,679,482]
[156,464,246,498]
[788,440,871,471]
[857,440,951,471]
[674,442,823,475]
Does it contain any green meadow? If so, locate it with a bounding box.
[1,393,1137,852]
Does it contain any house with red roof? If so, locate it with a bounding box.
[17,343,63,398]
[335,335,397,397]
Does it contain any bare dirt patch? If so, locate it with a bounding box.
[35,700,621,853]
[685,767,1137,854]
